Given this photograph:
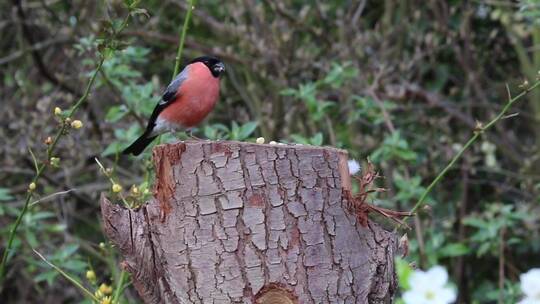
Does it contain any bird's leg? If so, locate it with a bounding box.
[171,128,182,141]
[187,129,201,140]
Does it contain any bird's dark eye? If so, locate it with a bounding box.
[213,62,225,72]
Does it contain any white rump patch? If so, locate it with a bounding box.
[151,117,184,136]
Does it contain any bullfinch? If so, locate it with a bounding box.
[123,56,225,156]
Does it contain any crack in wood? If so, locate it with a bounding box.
[100,141,397,303]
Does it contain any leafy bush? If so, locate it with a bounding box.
[1,1,540,303]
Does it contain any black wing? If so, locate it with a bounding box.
[143,67,190,134]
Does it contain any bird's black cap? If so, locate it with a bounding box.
[190,56,225,78]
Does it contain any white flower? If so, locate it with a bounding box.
[403,266,456,304]
[347,159,361,175]
[518,268,540,304]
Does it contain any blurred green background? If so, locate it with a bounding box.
[1,0,540,303]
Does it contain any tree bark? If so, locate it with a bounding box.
[101,141,397,304]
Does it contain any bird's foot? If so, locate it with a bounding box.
[186,129,201,140]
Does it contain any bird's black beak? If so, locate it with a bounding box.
[214,62,225,73]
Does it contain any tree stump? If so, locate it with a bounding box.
[101,141,397,304]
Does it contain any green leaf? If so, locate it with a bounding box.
[439,243,470,257]
[395,258,413,290]
[238,122,258,140]
[311,133,323,146]
[26,231,39,248]
[463,218,488,229]
[62,260,87,272]
[34,250,98,301]
[204,123,229,140]
[105,105,128,122]
[28,211,56,222]
[477,242,492,257]
[0,188,13,201]
[34,271,58,286]
[230,121,240,140]
[102,142,124,156]
[279,88,298,96]
[130,8,150,18]
[46,223,67,233]
[57,244,79,259]
[290,134,310,145]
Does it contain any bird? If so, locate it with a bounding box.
[123,56,225,156]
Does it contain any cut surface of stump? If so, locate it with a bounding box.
[101,141,397,303]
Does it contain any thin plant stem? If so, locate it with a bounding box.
[404,80,540,224]
[112,270,128,303]
[0,14,131,284]
[33,250,99,302]
[95,158,130,207]
[498,226,506,304]
[172,0,196,79]
[156,0,196,147]
[0,59,103,283]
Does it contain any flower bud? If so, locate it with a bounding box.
[269,141,277,145]
[44,136,53,145]
[50,157,60,167]
[54,107,62,115]
[28,182,37,191]
[256,137,265,144]
[100,296,112,304]
[94,289,104,299]
[86,270,96,283]
[99,283,113,295]
[71,120,83,129]
[519,79,529,89]
[112,184,122,193]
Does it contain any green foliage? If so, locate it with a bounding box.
[204,121,258,141]
[281,62,357,123]
[348,96,396,126]
[395,258,413,290]
[371,131,418,163]
[464,204,529,257]
[33,244,86,286]
[98,46,158,157]
[2,0,540,302]
[102,124,143,156]
[290,133,323,146]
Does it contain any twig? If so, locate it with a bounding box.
[94,158,130,207]
[413,215,426,268]
[400,83,524,165]
[29,189,76,206]
[0,37,70,65]
[403,80,540,225]
[0,58,104,283]
[367,69,396,134]
[498,226,506,304]
[12,0,78,95]
[33,249,98,301]
[346,162,412,228]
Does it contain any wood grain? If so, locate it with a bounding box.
[101,141,397,303]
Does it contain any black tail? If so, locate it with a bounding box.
[123,133,157,156]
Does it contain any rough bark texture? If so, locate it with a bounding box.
[101,141,397,304]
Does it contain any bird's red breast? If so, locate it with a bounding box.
[159,62,220,127]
